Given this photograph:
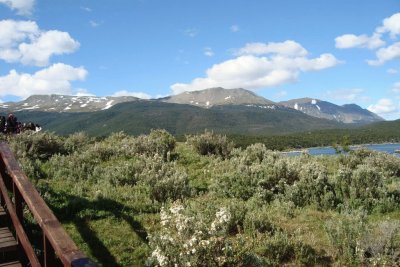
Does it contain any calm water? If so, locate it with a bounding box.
[286,143,400,157]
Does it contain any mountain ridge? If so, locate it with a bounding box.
[0,88,384,124]
[279,98,383,124]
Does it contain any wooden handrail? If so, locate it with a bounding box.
[0,142,98,267]
[0,173,40,266]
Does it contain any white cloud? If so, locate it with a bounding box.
[204,47,214,57]
[367,42,400,66]
[230,25,240,32]
[387,68,398,75]
[335,33,384,49]
[184,28,197,37]
[112,90,151,99]
[81,6,92,12]
[0,20,38,47]
[0,20,80,66]
[89,20,101,27]
[236,40,308,57]
[0,0,35,16]
[74,88,95,96]
[275,90,287,98]
[336,13,400,66]
[392,82,400,93]
[19,30,80,66]
[368,98,398,114]
[171,41,340,94]
[377,13,400,38]
[326,88,366,102]
[0,63,87,99]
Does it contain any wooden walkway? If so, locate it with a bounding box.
[0,142,97,267]
[0,191,19,266]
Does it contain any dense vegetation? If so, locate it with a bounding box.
[1,130,399,266]
[230,119,400,150]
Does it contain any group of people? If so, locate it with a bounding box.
[0,113,41,134]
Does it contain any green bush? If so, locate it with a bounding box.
[324,208,368,265]
[136,155,191,202]
[334,164,391,211]
[8,131,66,161]
[186,131,234,158]
[285,161,336,209]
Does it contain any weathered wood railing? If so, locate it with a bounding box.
[0,142,98,266]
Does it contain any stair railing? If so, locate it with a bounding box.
[0,142,97,267]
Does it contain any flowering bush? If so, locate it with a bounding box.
[148,202,233,266]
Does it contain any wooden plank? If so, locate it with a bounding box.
[0,228,17,253]
[0,261,22,267]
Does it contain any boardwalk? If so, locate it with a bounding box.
[0,142,97,267]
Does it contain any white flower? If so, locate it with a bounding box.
[170,203,185,214]
[151,247,168,266]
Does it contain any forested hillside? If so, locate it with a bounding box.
[230,119,400,150]
[14,101,343,136]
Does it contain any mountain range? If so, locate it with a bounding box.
[0,88,384,136]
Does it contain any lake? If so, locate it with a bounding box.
[285,143,400,157]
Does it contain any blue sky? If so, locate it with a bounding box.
[0,0,400,119]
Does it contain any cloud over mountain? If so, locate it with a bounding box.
[171,41,340,94]
[368,98,398,115]
[0,63,87,99]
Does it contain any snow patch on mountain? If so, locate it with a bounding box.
[0,95,140,113]
[102,100,115,110]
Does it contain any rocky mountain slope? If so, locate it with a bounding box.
[279,98,383,124]
[162,87,275,107]
[0,95,139,113]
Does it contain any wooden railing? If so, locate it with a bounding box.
[0,142,98,267]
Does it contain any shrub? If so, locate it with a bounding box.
[137,155,191,202]
[334,164,390,211]
[186,131,234,158]
[243,206,275,235]
[147,202,234,267]
[361,221,400,266]
[63,132,91,154]
[134,129,176,161]
[284,161,336,209]
[91,158,143,186]
[324,208,368,266]
[8,131,66,161]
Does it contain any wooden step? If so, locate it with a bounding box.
[0,228,17,253]
[0,261,22,267]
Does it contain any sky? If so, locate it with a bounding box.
[0,0,400,120]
